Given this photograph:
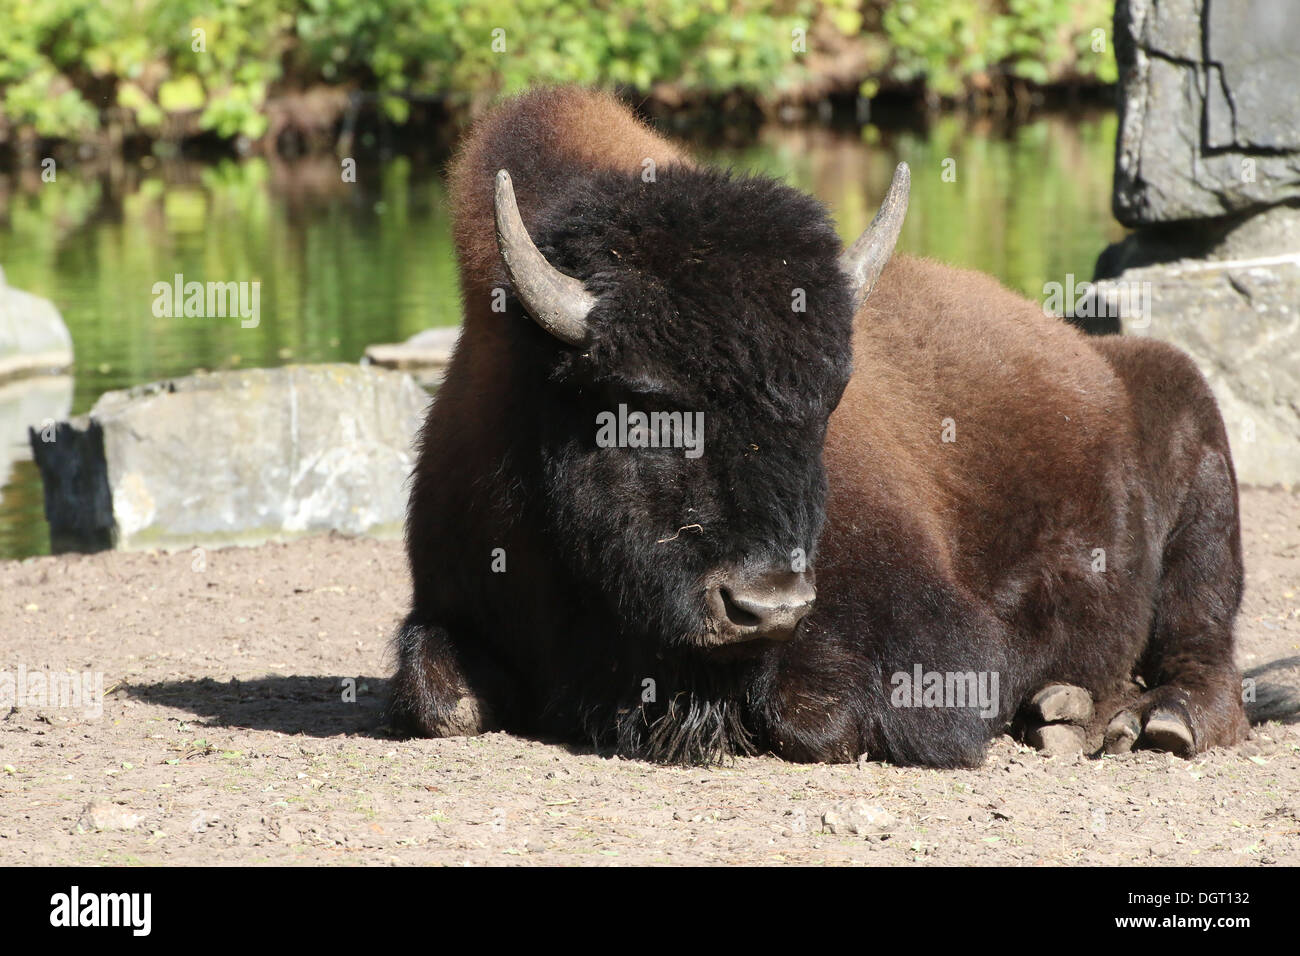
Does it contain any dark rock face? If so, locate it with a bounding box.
[1095,201,1300,278]
[29,420,115,554]
[1113,0,1300,227]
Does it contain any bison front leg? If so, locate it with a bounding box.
[755,645,872,765]
[756,592,1007,768]
[386,616,509,738]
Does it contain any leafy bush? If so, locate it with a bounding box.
[0,0,1116,145]
[881,0,1116,96]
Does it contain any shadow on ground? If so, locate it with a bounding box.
[1245,656,1300,725]
[124,676,391,737]
[123,657,1299,746]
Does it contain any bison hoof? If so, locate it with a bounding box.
[1029,684,1094,724]
[1139,709,1196,756]
[431,694,497,737]
[1103,710,1141,753]
[1104,707,1194,757]
[1024,722,1086,755]
[1020,683,1093,755]
[391,693,498,739]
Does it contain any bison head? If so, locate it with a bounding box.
[488,161,907,755]
[493,163,908,649]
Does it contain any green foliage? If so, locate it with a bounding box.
[880,0,1115,96]
[286,0,814,105]
[0,0,1116,144]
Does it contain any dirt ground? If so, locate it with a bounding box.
[1,486,1297,866]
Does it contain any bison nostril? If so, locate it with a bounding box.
[719,587,764,629]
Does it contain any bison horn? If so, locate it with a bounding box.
[494,169,595,347]
[839,161,910,311]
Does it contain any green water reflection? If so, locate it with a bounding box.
[0,112,1122,559]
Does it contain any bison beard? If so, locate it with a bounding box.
[388,87,1250,767]
[577,663,759,766]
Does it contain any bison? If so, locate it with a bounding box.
[387,87,1249,767]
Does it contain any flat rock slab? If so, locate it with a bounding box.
[0,266,74,382]
[29,364,431,552]
[364,327,459,386]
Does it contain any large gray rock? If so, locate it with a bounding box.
[29,364,431,552]
[0,266,74,382]
[1095,255,1300,488]
[1113,0,1300,227]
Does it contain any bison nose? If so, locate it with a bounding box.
[709,571,816,644]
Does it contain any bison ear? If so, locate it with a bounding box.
[494,169,595,347]
[839,162,909,311]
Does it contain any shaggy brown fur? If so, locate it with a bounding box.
[798,258,1248,760]
[389,87,1248,766]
